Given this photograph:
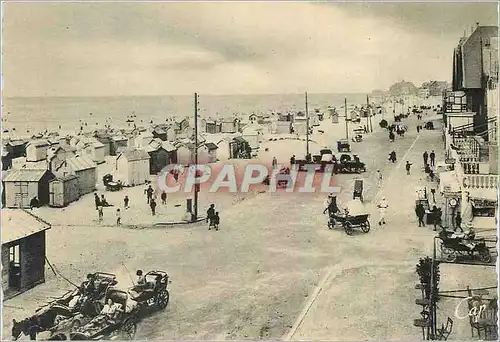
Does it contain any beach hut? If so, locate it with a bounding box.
[134,131,154,149]
[174,118,190,135]
[221,119,240,134]
[1,210,51,299]
[110,135,129,156]
[152,126,168,141]
[205,120,222,134]
[93,132,112,156]
[48,175,80,207]
[2,169,55,208]
[79,139,105,164]
[199,143,219,164]
[175,142,193,165]
[115,149,151,186]
[55,155,97,196]
[5,140,27,159]
[2,150,12,171]
[146,139,171,174]
[26,139,50,162]
[242,129,260,149]
[215,138,231,161]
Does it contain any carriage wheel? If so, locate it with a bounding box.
[69,319,82,333]
[327,220,333,229]
[344,222,353,235]
[445,251,457,262]
[361,221,370,233]
[120,318,137,340]
[156,289,170,309]
[479,249,492,263]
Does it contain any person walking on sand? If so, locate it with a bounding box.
[415,202,426,227]
[212,212,220,231]
[405,161,413,175]
[377,197,388,226]
[423,151,429,166]
[429,150,436,166]
[98,205,104,223]
[272,157,278,169]
[150,198,157,216]
[207,204,215,230]
[376,170,383,187]
[290,155,296,166]
[116,209,121,226]
[123,195,129,209]
[94,193,101,210]
[161,191,167,205]
[145,185,154,204]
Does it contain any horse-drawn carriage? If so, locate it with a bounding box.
[103,174,123,191]
[128,270,171,311]
[438,230,492,263]
[12,273,119,341]
[327,199,371,235]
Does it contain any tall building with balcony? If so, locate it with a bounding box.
[441,25,498,232]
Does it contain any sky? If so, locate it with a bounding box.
[2,1,498,97]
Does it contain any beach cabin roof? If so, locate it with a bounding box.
[153,127,167,135]
[64,155,96,171]
[146,138,163,152]
[162,141,177,152]
[112,135,128,142]
[7,139,27,147]
[27,139,50,148]
[1,210,51,245]
[119,149,150,162]
[3,169,50,182]
[233,136,247,144]
[204,142,218,150]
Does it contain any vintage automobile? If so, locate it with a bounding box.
[337,139,351,152]
[438,230,492,263]
[103,174,123,192]
[337,154,366,173]
[12,273,119,341]
[328,208,370,236]
[127,270,171,311]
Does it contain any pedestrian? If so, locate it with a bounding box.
[116,209,121,226]
[454,212,463,232]
[429,150,436,166]
[415,202,426,227]
[423,151,429,166]
[430,188,436,203]
[389,131,395,142]
[212,212,220,231]
[150,198,157,216]
[98,205,104,223]
[431,206,443,231]
[272,156,278,169]
[377,197,388,225]
[101,194,109,207]
[94,193,101,210]
[416,125,420,133]
[123,195,130,209]
[29,196,39,210]
[290,155,296,166]
[323,193,338,216]
[405,161,413,175]
[388,151,397,163]
[207,204,215,230]
[161,191,167,205]
[376,169,383,187]
[145,185,154,204]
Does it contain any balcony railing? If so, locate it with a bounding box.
[463,174,499,190]
[462,162,490,174]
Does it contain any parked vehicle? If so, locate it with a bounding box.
[103,174,123,191]
[328,210,370,235]
[127,270,171,311]
[337,139,351,152]
[337,154,366,173]
[438,230,492,263]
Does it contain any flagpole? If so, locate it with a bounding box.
[344,97,349,140]
[305,92,310,158]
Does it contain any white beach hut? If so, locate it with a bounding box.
[115,149,151,186]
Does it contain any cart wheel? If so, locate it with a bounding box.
[445,251,457,262]
[344,222,353,235]
[327,220,333,229]
[120,318,137,340]
[479,249,492,263]
[69,319,82,333]
[157,289,170,309]
[361,221,370,233]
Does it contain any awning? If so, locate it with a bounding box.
[468,188,498,202]
[439,170,461,193]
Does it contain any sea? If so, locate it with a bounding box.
[1,93,371,138]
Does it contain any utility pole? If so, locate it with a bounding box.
[305,92,309,158]
[365,94,371,133]
[193,93,199,221]
[344,97,349,140]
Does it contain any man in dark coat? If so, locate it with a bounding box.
[423,151,429,166]
[415,203,426,227]
[454,212,463,232]
[405,161,413,175]
[150,198,157,216]
[145,185,154,204]
[94,193,101,210]
[431,206,443,231]
[429,150,436,166]
[207,204,215,230]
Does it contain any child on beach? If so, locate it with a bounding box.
[98,206,103,223]
[116,209,121,226]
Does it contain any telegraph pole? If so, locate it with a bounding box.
[305,92,310,158]
[193,93,199,221]
[366,94,373,133]
[344,97,349,140]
